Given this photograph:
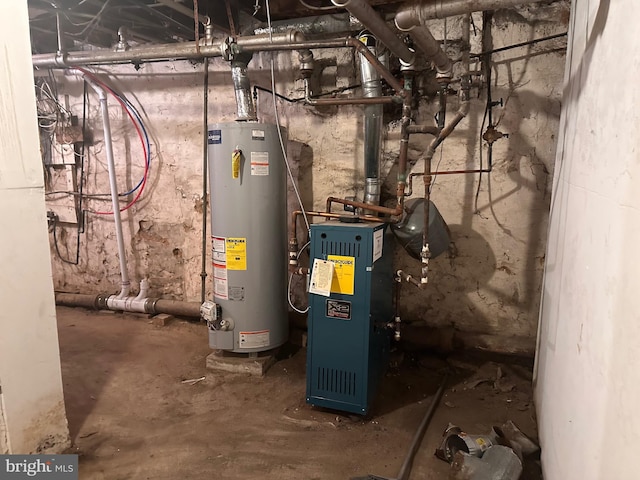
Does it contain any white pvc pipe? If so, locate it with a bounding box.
[82,76,131,299]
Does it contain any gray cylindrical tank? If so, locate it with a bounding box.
[207,122,288,352]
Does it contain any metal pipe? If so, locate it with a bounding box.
[395,0,550,25]
[288,210,381,272]
[82,75,130,299]
[241,38,406,95]
[254,13,363,36]
[420,14,471,286]
[54,292,202,318]
[325,75,413,217]
[303,78,397,106]
[407,124,440,135]
[231,54,257,121]
[331,0,415,64]
[394,17,453,79]
[396,376,447,480]
[200,58,209,304]
[360,33,385,206]
[155,0,211,26]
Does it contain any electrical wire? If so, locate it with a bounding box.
[265,0,310,236]
[287,241,310,314]
[75,68,151,214]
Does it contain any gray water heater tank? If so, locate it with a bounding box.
[207,122,288,352]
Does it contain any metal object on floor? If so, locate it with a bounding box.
[449,445,523,480]
[306,221,394,415]
[352,375,448,480]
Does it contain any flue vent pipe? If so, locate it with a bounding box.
[359,33,386,206]
[231,53,257,121]
[80,74,130,299]
[395,0,551,25]
[331,0,415,64]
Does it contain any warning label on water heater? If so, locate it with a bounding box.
[250,151,269,176]
[239,330,270,349]
[226,238,247,270]
[212,235,228,299]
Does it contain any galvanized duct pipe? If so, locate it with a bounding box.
[395,0,551,24]
[231,53,257,121]
[359,33,386,206]
[330,0,415,64]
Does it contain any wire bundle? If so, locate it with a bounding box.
[75,67,151,214]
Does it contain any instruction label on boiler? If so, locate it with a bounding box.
[373,228,383,263]
[226,238,247,270]
[239,330,270,349]
[250,151,269,176]
[327,255,355,295]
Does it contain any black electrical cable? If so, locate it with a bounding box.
[471,31,567,58]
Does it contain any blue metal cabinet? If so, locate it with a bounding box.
[306,221,393,415]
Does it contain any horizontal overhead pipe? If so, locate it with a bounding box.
[394,20,453,79]
[331,0,415,64]
[32,31,304,68]
[395,0,551,25]
[55,292,202,318]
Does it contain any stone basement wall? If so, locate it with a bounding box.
[45,2,569,354]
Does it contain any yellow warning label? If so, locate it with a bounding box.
[226,238,247,270]
[328,255,355,295]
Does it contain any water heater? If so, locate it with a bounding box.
[206,122,288,352]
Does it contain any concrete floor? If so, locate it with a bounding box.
[56,306,541,479]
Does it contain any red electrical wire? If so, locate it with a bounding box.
[77,68,149,215]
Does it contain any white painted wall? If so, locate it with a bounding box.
[0,0,69,454]
[534,1,640,478]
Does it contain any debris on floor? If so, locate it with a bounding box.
[435,420,540,480]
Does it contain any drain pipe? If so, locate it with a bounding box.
[360,33,387,207]
[395,0,550,24]
[55,292,202,318]
[81,74,130,299]
[331,0,415,64]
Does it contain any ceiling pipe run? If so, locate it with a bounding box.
[330,0,415,64]
[395,0,551,24]
[395,21,453,79]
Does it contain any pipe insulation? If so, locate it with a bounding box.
[331,0,415,64]
[395,0,552,25]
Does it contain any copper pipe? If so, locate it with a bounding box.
[325,76,414,218]
[432,168,492,175]
[289,209,381,273]
[407,125,440,135]
[326,196,401,216]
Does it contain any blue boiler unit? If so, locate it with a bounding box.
[306,221,394,415]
